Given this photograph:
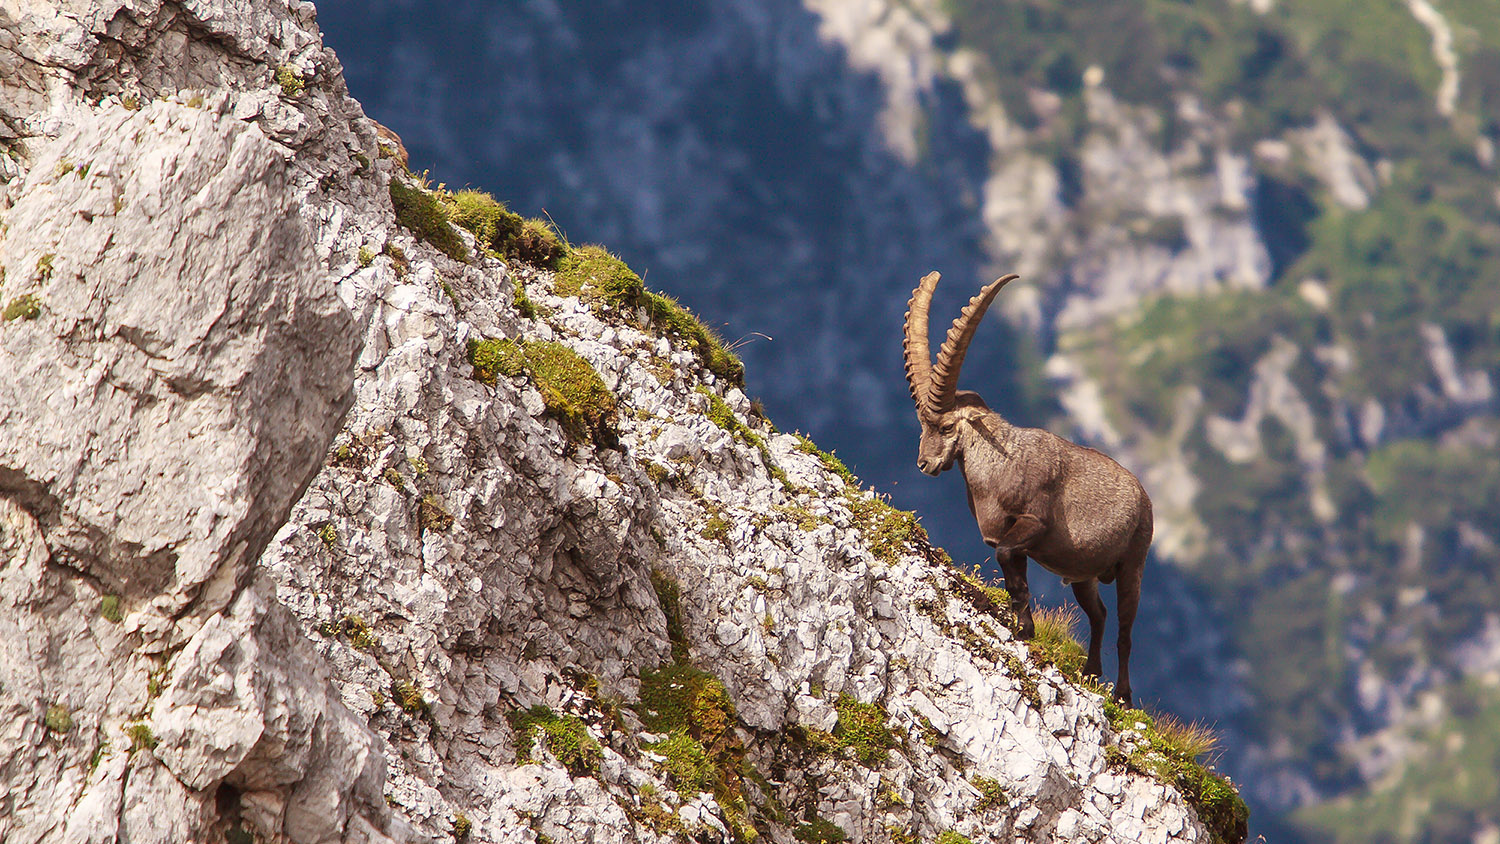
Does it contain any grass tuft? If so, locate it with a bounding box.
[446,189,522,252]
[554,245,743,384]
[1029,605,1088,681]
[391,679,429,716]
[126,722,157,752]
[1101,697,1246,844]
[971,775,1008,811]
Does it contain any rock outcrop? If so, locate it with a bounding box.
[0,2,1241,842]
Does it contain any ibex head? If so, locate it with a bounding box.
[902,272,1018,476]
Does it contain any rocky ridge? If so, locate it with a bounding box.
[0,1,1242,842]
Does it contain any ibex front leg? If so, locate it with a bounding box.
[990,514,1045,639]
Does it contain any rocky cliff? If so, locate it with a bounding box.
[0,2,1241,843]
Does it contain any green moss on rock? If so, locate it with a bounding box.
[44,704,73,734]
[467,338,616,443]
[507,705,602,776]
[446,189,523,253]
[555,245,743,384]
[793,818,846,844]
[523,341,617,442]
[650,569,691,664]
[645,730,717,792]
[3,294,41,321]
[513,218,566,268]
[1101,699,1248,844]
[832,694,894,766]
[467,337,527,383]
[389,178,469,262]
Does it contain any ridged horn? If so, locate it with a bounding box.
[903,272,943,411]
[927,274,1019,414]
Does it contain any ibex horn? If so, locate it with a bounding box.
[927,274,1019,414]
[902,271,942,411]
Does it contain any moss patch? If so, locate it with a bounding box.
[936,831,974,844]
[274,65,305,97]
[793,435,859,487]
[555,245,743,384]
[467,337,528,383]
[44,704,73,734]
[513,218,566,268]
[467,338,615,443]
[635,663,747,796]
[99,594,123,623]
[507,705,602,776]
[389,178,469,262]
[419,495,454,532]
[3,294,41,321]
[832,694,894,766]
[971,775,1008,811]
[644,730,717,792]
[446,189,523,252]
[697,386,794,492]
[391,679,429,716]
[844,491,927,566]
[650,569,691,664]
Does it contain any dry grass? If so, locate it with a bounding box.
[1028,604,1087,679]
[1153,711,1221,762]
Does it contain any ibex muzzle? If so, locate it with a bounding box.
[903,271,1153,704]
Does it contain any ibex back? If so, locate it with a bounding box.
[902,272,1152,704]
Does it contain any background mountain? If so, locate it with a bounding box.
[0,1,1240,841]
[311,0,1500,841]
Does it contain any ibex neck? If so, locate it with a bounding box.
[961,410,1016,456]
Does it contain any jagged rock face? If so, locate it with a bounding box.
[0,1,397,841]
[0,1,1234,843]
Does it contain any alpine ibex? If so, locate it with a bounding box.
[903,272,1152,704]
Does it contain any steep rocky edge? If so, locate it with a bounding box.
[0,2,1243,843]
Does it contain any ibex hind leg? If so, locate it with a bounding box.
[998,550,1034,639]
[1113,538,1149,706]
[1070,579,1106,680]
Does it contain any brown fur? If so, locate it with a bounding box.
[904,274,1153,704]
